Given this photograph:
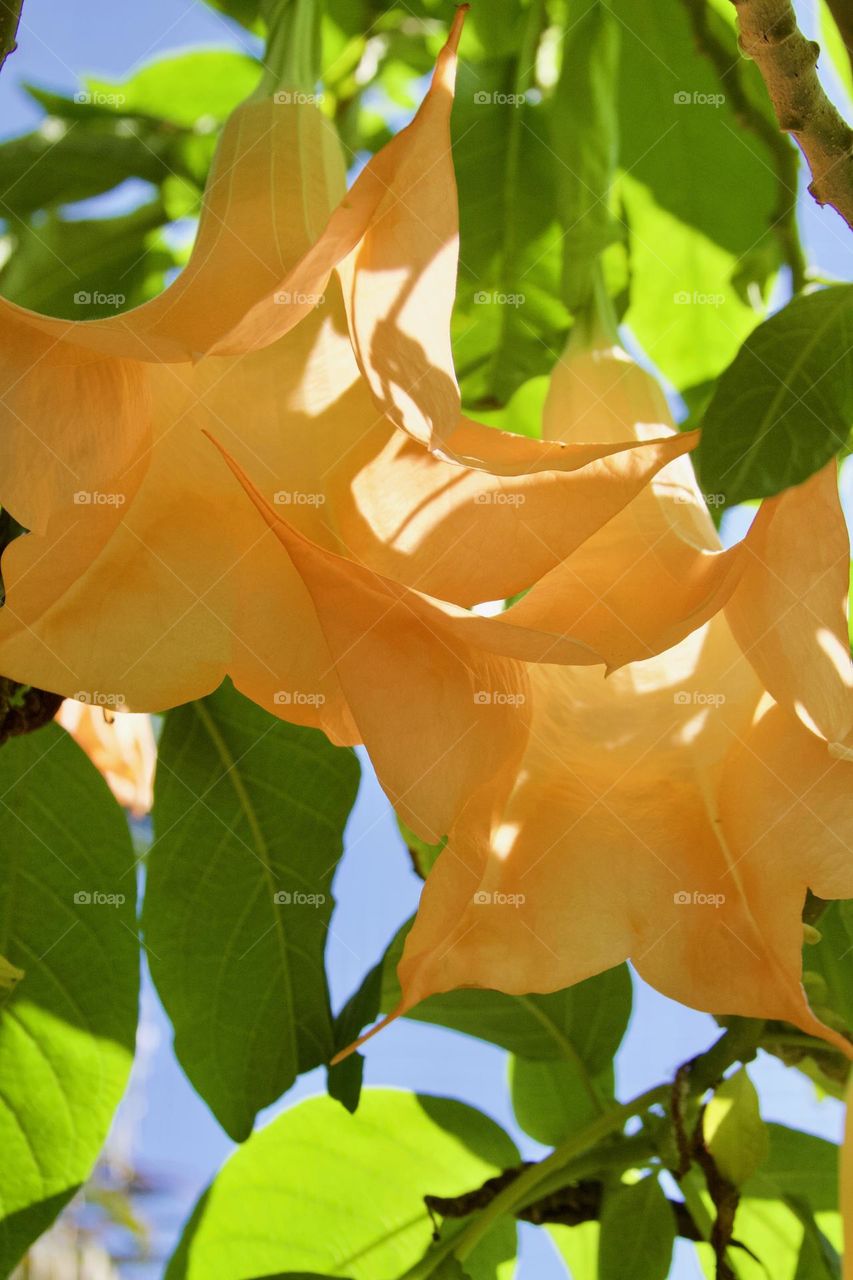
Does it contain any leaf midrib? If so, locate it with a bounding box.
[190,701,297,1076]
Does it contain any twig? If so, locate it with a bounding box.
[0,0,23,77]
[731,0,853,229]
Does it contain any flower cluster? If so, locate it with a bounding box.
[1,9,851,1067]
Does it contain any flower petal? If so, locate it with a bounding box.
[725,462,853,753]
[209,8,467,453]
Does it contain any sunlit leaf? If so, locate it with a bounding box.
[86,50,262,127]
[703,1067,769,1187]
[166,1090,518,1280]
[0,725,138,1272]
[599,1177,675,1280]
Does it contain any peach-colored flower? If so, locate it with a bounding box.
[333,319,853,1057]
[0,12,692,839]
[56,701,156,817]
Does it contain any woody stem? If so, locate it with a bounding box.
[730,0,853,230]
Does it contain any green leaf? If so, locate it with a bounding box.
[612,0,782,387]
[509,1056,614,1147]
[743,1124,839,1212]
[145,679,360,1142]
[166,1090,518,1280]
[205,0,264,31]
[0,119,179,217]
[397,815,445,879]
[703,1067,769,1187]
[451,56,568,406]
[0,201,175,319]
[598,1177,675,1280]
[548,1221,599,1279]
[86,50,262,127]
[802,900,853,1035]
[696,286,853,504]
[382,918,632,1061]
[0,951,23,994]
[819,0,853,101]
[792,1206,841,1280]
[0,725,139,1272]
[327,958,383,1113]
[551,0,620,310]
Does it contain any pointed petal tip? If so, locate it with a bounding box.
[330,1006,405,1064]
[448,4,470,50]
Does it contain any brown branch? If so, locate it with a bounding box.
[731,0,853,229]
[0,0,23,77]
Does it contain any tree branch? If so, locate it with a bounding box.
[0,0,23,77]
[731,0,853,230]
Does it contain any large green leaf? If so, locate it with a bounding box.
[598,1177,675,1280]
[509,1056,615,1147]
[743,1124,839,1212]
[381,918,632,1061]
[145,679,360,1141]
[451,55,568,406]
[0,725,139,1272]
[0,118,180,218]
[166,1089,518,1280]
[703,1068,768,1187]
[86,50,262,127]
[696,286,853,504]
[612,0,781,387]
[0,201,175,319]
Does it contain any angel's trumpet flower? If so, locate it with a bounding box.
[359,319,853,1058]
[0,12,693,808]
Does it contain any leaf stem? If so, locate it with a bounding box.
[403,1019,764,1278]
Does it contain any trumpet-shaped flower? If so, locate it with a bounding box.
[0,14,694,838]
[372,323,853,1052]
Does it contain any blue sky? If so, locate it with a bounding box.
[1,2,850,1278]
